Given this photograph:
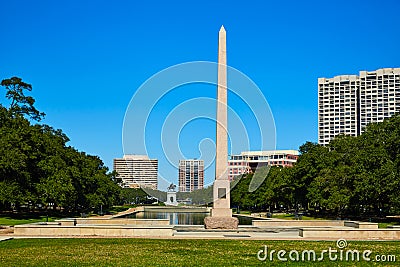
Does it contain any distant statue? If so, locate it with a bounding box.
[167,183,176,192]
[165,183,178,206]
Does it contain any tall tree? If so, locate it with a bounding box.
[1,77,45,121]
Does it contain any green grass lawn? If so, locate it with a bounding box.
[0,238,399,266]
[0,216,58,226]
[378,222,400,229]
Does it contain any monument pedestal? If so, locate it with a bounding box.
[204,216,238,229]
[165,191,178,206]
[204,179,238,229]
[210,208,232,217]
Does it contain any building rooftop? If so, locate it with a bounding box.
[121,155,152,160]
[238,150,299,156]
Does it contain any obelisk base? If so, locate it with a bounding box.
[204,216,239,229]
[210,208,232,217]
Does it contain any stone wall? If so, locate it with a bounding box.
[14,223,173,237]
[74,218,169,226]
[344,221,378,229]
[300,228,400,240]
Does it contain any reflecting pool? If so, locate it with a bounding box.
[127,211,255,225]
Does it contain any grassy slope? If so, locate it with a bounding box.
[0,239,399,266]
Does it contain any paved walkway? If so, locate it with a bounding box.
[110,207,142,218]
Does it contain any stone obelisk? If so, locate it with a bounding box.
[204,26,238,229]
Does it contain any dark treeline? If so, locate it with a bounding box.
[0,77,121,213]
[231,114,400,217]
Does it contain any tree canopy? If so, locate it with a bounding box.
[0,77,120,213]
[231,114,400,217]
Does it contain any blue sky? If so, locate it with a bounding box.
[1,0,400,188]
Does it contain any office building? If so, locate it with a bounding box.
[178,159,204,192]
[228,150,299,181]
[113,155,158,189]
[318,68,400,145]
[359,69,400,132]
[318,75,359,145]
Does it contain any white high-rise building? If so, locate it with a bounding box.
[359,68,400,132]
[178,159,204,192]
[113,155,158,189]
[318,75,359,146]
[318,68,400,145]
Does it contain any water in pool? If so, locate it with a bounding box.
[127,211,254,225]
